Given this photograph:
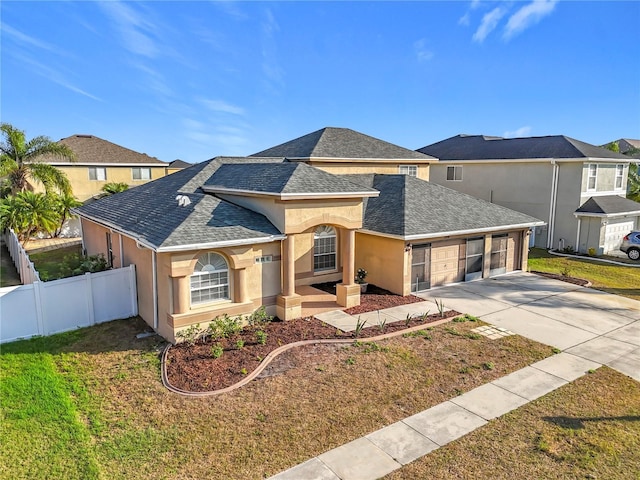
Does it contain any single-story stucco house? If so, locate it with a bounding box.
[74,128,543,342]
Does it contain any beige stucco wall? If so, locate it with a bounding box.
[355,233,408,295]
[310,162,430,181]
[34,165,167,201]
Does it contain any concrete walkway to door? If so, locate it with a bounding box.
[269,272,640,480]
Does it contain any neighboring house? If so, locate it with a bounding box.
[40,134,168,201]
[167,159,191,175]
[74,127,542,343]
[419,135,639,255]
[616,139,640,157]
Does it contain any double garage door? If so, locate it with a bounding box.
[411,234,521,292]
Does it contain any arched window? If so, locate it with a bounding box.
[190,253,229,305]
[314,225,337,272]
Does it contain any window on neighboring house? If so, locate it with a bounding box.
[190,253,230,305]
[314,225,337,272]
[399,165,417,177]
[132,167,151,180]
[615,164,624,190]
[446,165,463,181]
[105,232,113,268]
[89,167,106,181]
[587,164,597,190]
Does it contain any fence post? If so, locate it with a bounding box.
[85,272,96,326]
[32,281,46,336]
[129,264,139,316]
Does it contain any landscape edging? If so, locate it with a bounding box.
[161,315,457,397]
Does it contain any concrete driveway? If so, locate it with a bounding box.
[417,272,640,382]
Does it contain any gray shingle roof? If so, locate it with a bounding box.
[575,195,640,216]
[252,127,435,161]
[74,157,284,251]
[44,134,168,165]
[418,135,631,161]
[345,174,543,238]
[203,162,378,196]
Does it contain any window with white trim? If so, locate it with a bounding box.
[587,164,597,190]
[88,167,106,181]
[399,165,417,177]
[190,253,230,305]
[132,167,151,180]
[446,165,462,181]
[314,225,337,272]
[615,164,624,190]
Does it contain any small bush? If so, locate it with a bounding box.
[210,344,223,359]
[255,330,267,345]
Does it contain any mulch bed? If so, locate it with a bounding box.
[532,271,590,287]
[165,288,459,393]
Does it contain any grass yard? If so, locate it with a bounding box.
[385,367,640,479]
[1,316,556,479]
[529,248,640,301]
[28,244,83,281]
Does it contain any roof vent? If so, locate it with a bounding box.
[176,195,191,207]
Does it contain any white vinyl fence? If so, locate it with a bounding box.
[0,265,138,344]
[3,228,40,284]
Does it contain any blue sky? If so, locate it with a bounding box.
[2,1,639,163]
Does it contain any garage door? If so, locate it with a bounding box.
[431,243,460,287]
[604,221,635,254]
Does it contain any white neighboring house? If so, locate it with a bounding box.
[419,134,640,255]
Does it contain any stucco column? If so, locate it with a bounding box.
[236,267,250,304]
[342,228,356,285]
[521,230,530,272]
[172,276,190,314]
[282,235,295,296]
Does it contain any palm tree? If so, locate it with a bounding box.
[0,191,59,244]
[101,182,129,195]
[0,123,76,196]
[51,192,82,237]
[628,162,640,202]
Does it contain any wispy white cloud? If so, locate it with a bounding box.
[98,1,160,58]
[504,0,558,40]
[1,23,59,53]
[260,8,284,91]
[473,6,508,43]
[414,39,434,62]
[458,0,482,26]
[19,56,102,102]
[199,98,245,116]
[132,63,173,97]
[504,126,532,138]
[211,0,248,21]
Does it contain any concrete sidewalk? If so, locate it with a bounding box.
[269,273,640,480]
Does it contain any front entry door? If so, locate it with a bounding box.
[411,244,431,292]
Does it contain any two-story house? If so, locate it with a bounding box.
[74,127,542,343]
[419,135,640,254]
[41,134,168,201]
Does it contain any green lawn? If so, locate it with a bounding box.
[28,245,85,281]
[528,248,640,300]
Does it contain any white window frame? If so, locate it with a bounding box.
[132,167,152,181]
[587,164,597,191]
[446,165,462,181]
[615,164,624,190]
[313,225,337,273]
[399,165,417,177]
[88,167,107,181]
[190,252,230,306]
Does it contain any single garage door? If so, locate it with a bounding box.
[431,242,461,287]
[604,220,635,254]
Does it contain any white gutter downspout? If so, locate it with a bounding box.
[152,250,158,330]
[575,217,581,252]
[547,160,560,248]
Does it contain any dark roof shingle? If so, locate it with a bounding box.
[252,127,435,161]
[418,135,631,161]
[345,174,543,238]
[575,195,640,216]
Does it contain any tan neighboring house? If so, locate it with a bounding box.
[419,135,640,255]
[74,127,542,343]
[167,159,191,175]
[40,134,168,201]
